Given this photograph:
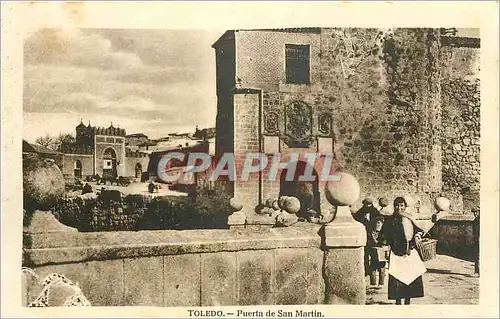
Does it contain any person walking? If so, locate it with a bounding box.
[379,197,425,305]
[354,196,381,277]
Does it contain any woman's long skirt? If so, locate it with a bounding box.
[388,274,424,300]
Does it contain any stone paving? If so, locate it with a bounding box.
[366,254,479,305]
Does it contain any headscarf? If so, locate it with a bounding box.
[393,196,419,226]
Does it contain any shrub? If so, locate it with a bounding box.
[52,196,94,231]
[135,196,189,230]
[63,175,83,192]
[136,185,232,230]
[50,185,233,231]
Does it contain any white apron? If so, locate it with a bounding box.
[388,249,427,285]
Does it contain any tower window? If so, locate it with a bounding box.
[285,44,310,84]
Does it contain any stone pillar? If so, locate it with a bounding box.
[227,198,246,229]
[23,156,76,234]
[23,156,78,305]
[23,157,76,239]
[23,157,78,248]
[321,172,367,304]
[233,91,261,215]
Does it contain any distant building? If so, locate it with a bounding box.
[144,127,216,182]
[23,140,64,169]
[194,126,216,140]
[42,121,217,183]
[58,121,149,179]
[125,133,149,151]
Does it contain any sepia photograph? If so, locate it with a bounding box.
[2,1,499,318]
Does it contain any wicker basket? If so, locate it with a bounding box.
[415,238,438,261]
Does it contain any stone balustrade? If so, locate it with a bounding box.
[23,224,328,306]
[23,158,367,306]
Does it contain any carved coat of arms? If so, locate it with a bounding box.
[264,111,279,135]
[284,101,313,148]
[318,113,333,136]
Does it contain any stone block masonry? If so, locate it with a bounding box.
[233,91,262,212]
[22,223,362,306]
[440,41,480,213]
[215,28,447,218]
[441,79,480,191]
[214,28,479,217]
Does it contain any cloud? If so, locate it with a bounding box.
[24,28,143,69]
[23,29,219,140]
[24,64,216,117]
[94,29,223,69]
[114,65,202,85]
[24,88,184,119]
[60,93,158,112]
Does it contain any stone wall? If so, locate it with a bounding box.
[440,79,480,205]
[220,28,444,218]
[124,155,150,178]
[214,32,235,159]
[440,44,480,213]
[236,29,322,92]
[23,225,330,307]
[321,28,442,207]
[61,153,93,177]
[430,215,477,260]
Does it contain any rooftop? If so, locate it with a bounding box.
[212,27,481,48]
[212,28,321,48]
[126,133,148,138]
[23,140,61,155]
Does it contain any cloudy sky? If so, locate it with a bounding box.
[23,28,224,143]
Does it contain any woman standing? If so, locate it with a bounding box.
[380,197,425,305]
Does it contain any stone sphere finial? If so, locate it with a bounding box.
[271,200,280,210]
[283,196,301,214]
[265,198,274,208]
[23,155,65,212]
[325,172,360,206]
[434,197,451,211]
[379,197,389,207]
[278,196,290,210]
[229,198,243,212]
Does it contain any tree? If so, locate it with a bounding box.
[57,133,75,144]
[54,133,75,150]
[35,134,55,150]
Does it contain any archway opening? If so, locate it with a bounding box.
[279,160,321,219]
[103,148,117,179]
[135,163,142,178]
[74,160,82,178]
